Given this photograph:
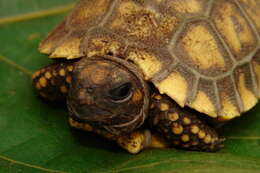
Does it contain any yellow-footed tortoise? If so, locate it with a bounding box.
[32,0,260,154]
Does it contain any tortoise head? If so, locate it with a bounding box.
[67,56,150,136]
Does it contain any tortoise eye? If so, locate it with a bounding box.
[108,83,132,102]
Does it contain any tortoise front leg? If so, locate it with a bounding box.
[69,117,170,154]
[32,61,74,102]
[149,93,224,152]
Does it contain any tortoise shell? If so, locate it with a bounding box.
[39,0,260,120]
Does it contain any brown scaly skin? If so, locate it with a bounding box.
[150,94,224,152]
[32,56,224,154]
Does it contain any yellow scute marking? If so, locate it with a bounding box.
[87,37,123,57]
[219,93,239,120]
[155,71,187,107]
[169,0,204,14]
[110,1,178,44]
[70,0,110,26]
[253,62,260,96]
[191,91,217,117]
[181,25,225,69]
[127,50,161,80]
[111,2,141,30]
[239,0,260,33]
[51,36,82,59]
[238,73,257,111]
[212,1,256,58]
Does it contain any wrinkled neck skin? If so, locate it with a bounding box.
[67,56,150,136]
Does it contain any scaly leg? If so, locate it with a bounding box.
[32,61,74,101]
[149,93,224,152]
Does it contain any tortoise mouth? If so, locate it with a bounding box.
[68,105,146,136]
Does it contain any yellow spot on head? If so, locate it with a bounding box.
[190,125,200,134]
[160,103,169,111]
[39,77,47,88]
[132,90,143,103]
[172,123,183,135]
[60,85,68,93]
[181,134,190,142]
[183,117,191,125]
[45,72,52,79]
[59,69,66,76]
[168,112,179,121]
[90,67,109,85]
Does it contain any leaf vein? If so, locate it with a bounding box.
[0,154,70,173]
[0,4,74,25]
[0,55,33,76]
[97,156,260,173]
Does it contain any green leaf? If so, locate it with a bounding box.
[1,1,260,173]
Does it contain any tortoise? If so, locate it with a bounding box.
[32,0,260,154]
